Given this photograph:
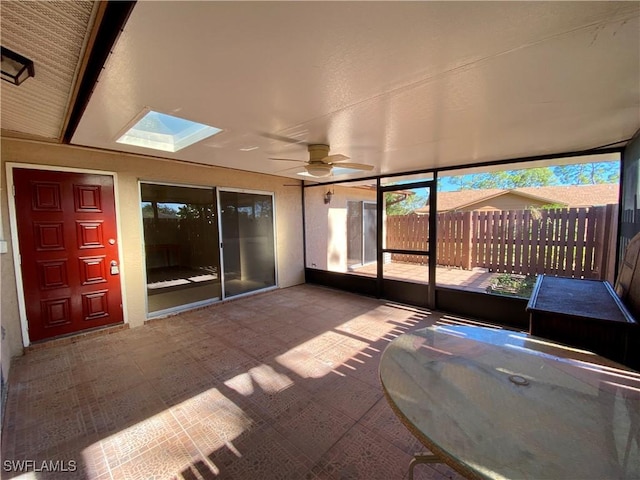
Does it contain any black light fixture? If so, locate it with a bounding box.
[1,47,35,86]
[324,190,334,205]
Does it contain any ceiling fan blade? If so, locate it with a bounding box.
[275,165,306,173]
[323,154,350,163]
[331,162,374,171]
[268,157,306,163]
[258,132,309,146]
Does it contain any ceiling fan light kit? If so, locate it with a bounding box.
[306,163,333,177]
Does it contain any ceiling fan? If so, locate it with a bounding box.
[270,144,374,178]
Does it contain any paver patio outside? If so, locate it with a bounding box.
[351,262,500,294]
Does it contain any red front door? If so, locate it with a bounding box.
[13,168,123,342]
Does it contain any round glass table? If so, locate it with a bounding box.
[379,325,640,480]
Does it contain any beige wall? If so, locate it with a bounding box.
[305,185,376,271]
[1,138,305,378]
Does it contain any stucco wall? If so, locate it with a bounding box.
[304,185,376,271]
[0,138,305,380]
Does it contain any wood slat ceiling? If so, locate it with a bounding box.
[0,1,98,140]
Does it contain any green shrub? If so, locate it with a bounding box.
[486,274,536,298]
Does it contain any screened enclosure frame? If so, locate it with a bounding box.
[377,177,438,307]
[302,145,626,315]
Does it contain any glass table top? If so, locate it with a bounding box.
[379,325,640,480]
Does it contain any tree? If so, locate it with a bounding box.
[385,191,428,215]
[448,167,556,190]
[141,202,179,218]
[177,203,216,222]
[553,162,619,185]
[445,161,619,191]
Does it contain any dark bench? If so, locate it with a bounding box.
[526,233,640,370]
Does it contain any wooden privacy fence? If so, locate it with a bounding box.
[386,205,617,279]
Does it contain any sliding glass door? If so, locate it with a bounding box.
[218,189,276,297]
[141,184,277,314]
[363,202,377,264]
[141,183,221,315]
[347,201,377,268]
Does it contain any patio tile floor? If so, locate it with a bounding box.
[1,285,468,480]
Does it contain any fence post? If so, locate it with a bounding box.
[604,204,618,284]
[462,211,472,270]
[593,206,606,280]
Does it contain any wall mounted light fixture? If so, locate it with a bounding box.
[324,190,334,204]
[1,47,35,86]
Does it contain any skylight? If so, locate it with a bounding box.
[116,110,221,152]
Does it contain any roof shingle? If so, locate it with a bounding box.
[418,184,619,212]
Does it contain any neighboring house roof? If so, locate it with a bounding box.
[515,184,619,207]
[415,183,619,212]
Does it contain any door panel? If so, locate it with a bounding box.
[140,183,221,315]
[13,168,123,342]
[219,191,275,297]
[347,201,363,267]
[363,202,377,264]
[347,201,377,267]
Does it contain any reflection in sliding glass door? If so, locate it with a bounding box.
[141,183,221,315]
[218,190,276,297]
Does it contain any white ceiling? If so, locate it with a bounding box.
[14,2,640,183]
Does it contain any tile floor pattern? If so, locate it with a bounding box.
[2,285,469,480]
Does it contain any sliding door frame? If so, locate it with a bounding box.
[216,187,278,300]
